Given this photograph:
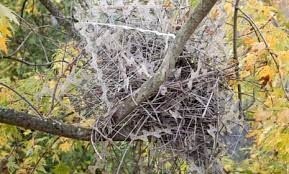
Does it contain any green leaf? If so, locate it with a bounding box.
[53,163,71,174]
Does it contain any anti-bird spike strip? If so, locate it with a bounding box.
[73,0,229,171]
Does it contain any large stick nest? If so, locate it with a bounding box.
[74,0,230,171]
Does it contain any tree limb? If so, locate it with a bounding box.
[109,0,218,123]
[0,108,125,141]
[39,0,79,38]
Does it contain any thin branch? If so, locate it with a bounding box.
[201,78,219,118]
[233,0,243,119]
[1,56,69,66]
[238,15,261,42]
[238,13,276,38]
[239,8,289,101]
[46,49,84,117]
[39,0,79,38]
[0,82,42,117]
[8,31,33,56]
[20,0,29,19]
[29,137,60,174]
[46,77,61,117]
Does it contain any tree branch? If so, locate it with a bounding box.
[109,0,218,123]
[1,56,69,66]
[233,0,243,119]
[0,108,125,141]
[39,0,79,38]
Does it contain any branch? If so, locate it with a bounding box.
[0,82,42,117]
[233,0,243,119]
[238,9,289,101]
[39,0,79,38]
[1,56,69,66]
[109,0,218,123]
[0,108,126,141]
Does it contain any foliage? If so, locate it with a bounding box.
[224,0,289,172]
[0,3,18,54]
[0,1,96,173]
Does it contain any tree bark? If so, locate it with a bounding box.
[0,108,126,141]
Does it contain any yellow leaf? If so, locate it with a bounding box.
[80,118,95,128]
[255,109,271,122]
[258,65,275,78]
[0,135,8,146]
[162,0,174,9]
[48,80,57,89]
[251,42,266,53]
[243,53,257,71]
[243,36,255,46]
[276,109,289,125]
[59,141,72,152]
[0,18,12,37]
[278,51,289,69]
[16,169,27,174]
[224,2,233,15]
[210,8,220,20]
[258,65,275,88]
[0,35,8,54]
[265,35,277,49]
[0,5,18,54]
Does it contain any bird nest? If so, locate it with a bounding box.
[74,0,228,171]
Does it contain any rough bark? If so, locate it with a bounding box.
[110,0,218,123]
[0,108,125,141]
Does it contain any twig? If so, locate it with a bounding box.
[239,13,276,38]
[116,115,148,174]
[1,56,69,66]
[8,31,33,56]
[46,77,61,117]
[239,9,289,101]
[29,137,60,174]
[39,0,79,38]
[201,78,219,118]
[233,0,243,119]
[0,82,42,117]
[20,0,29,19]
